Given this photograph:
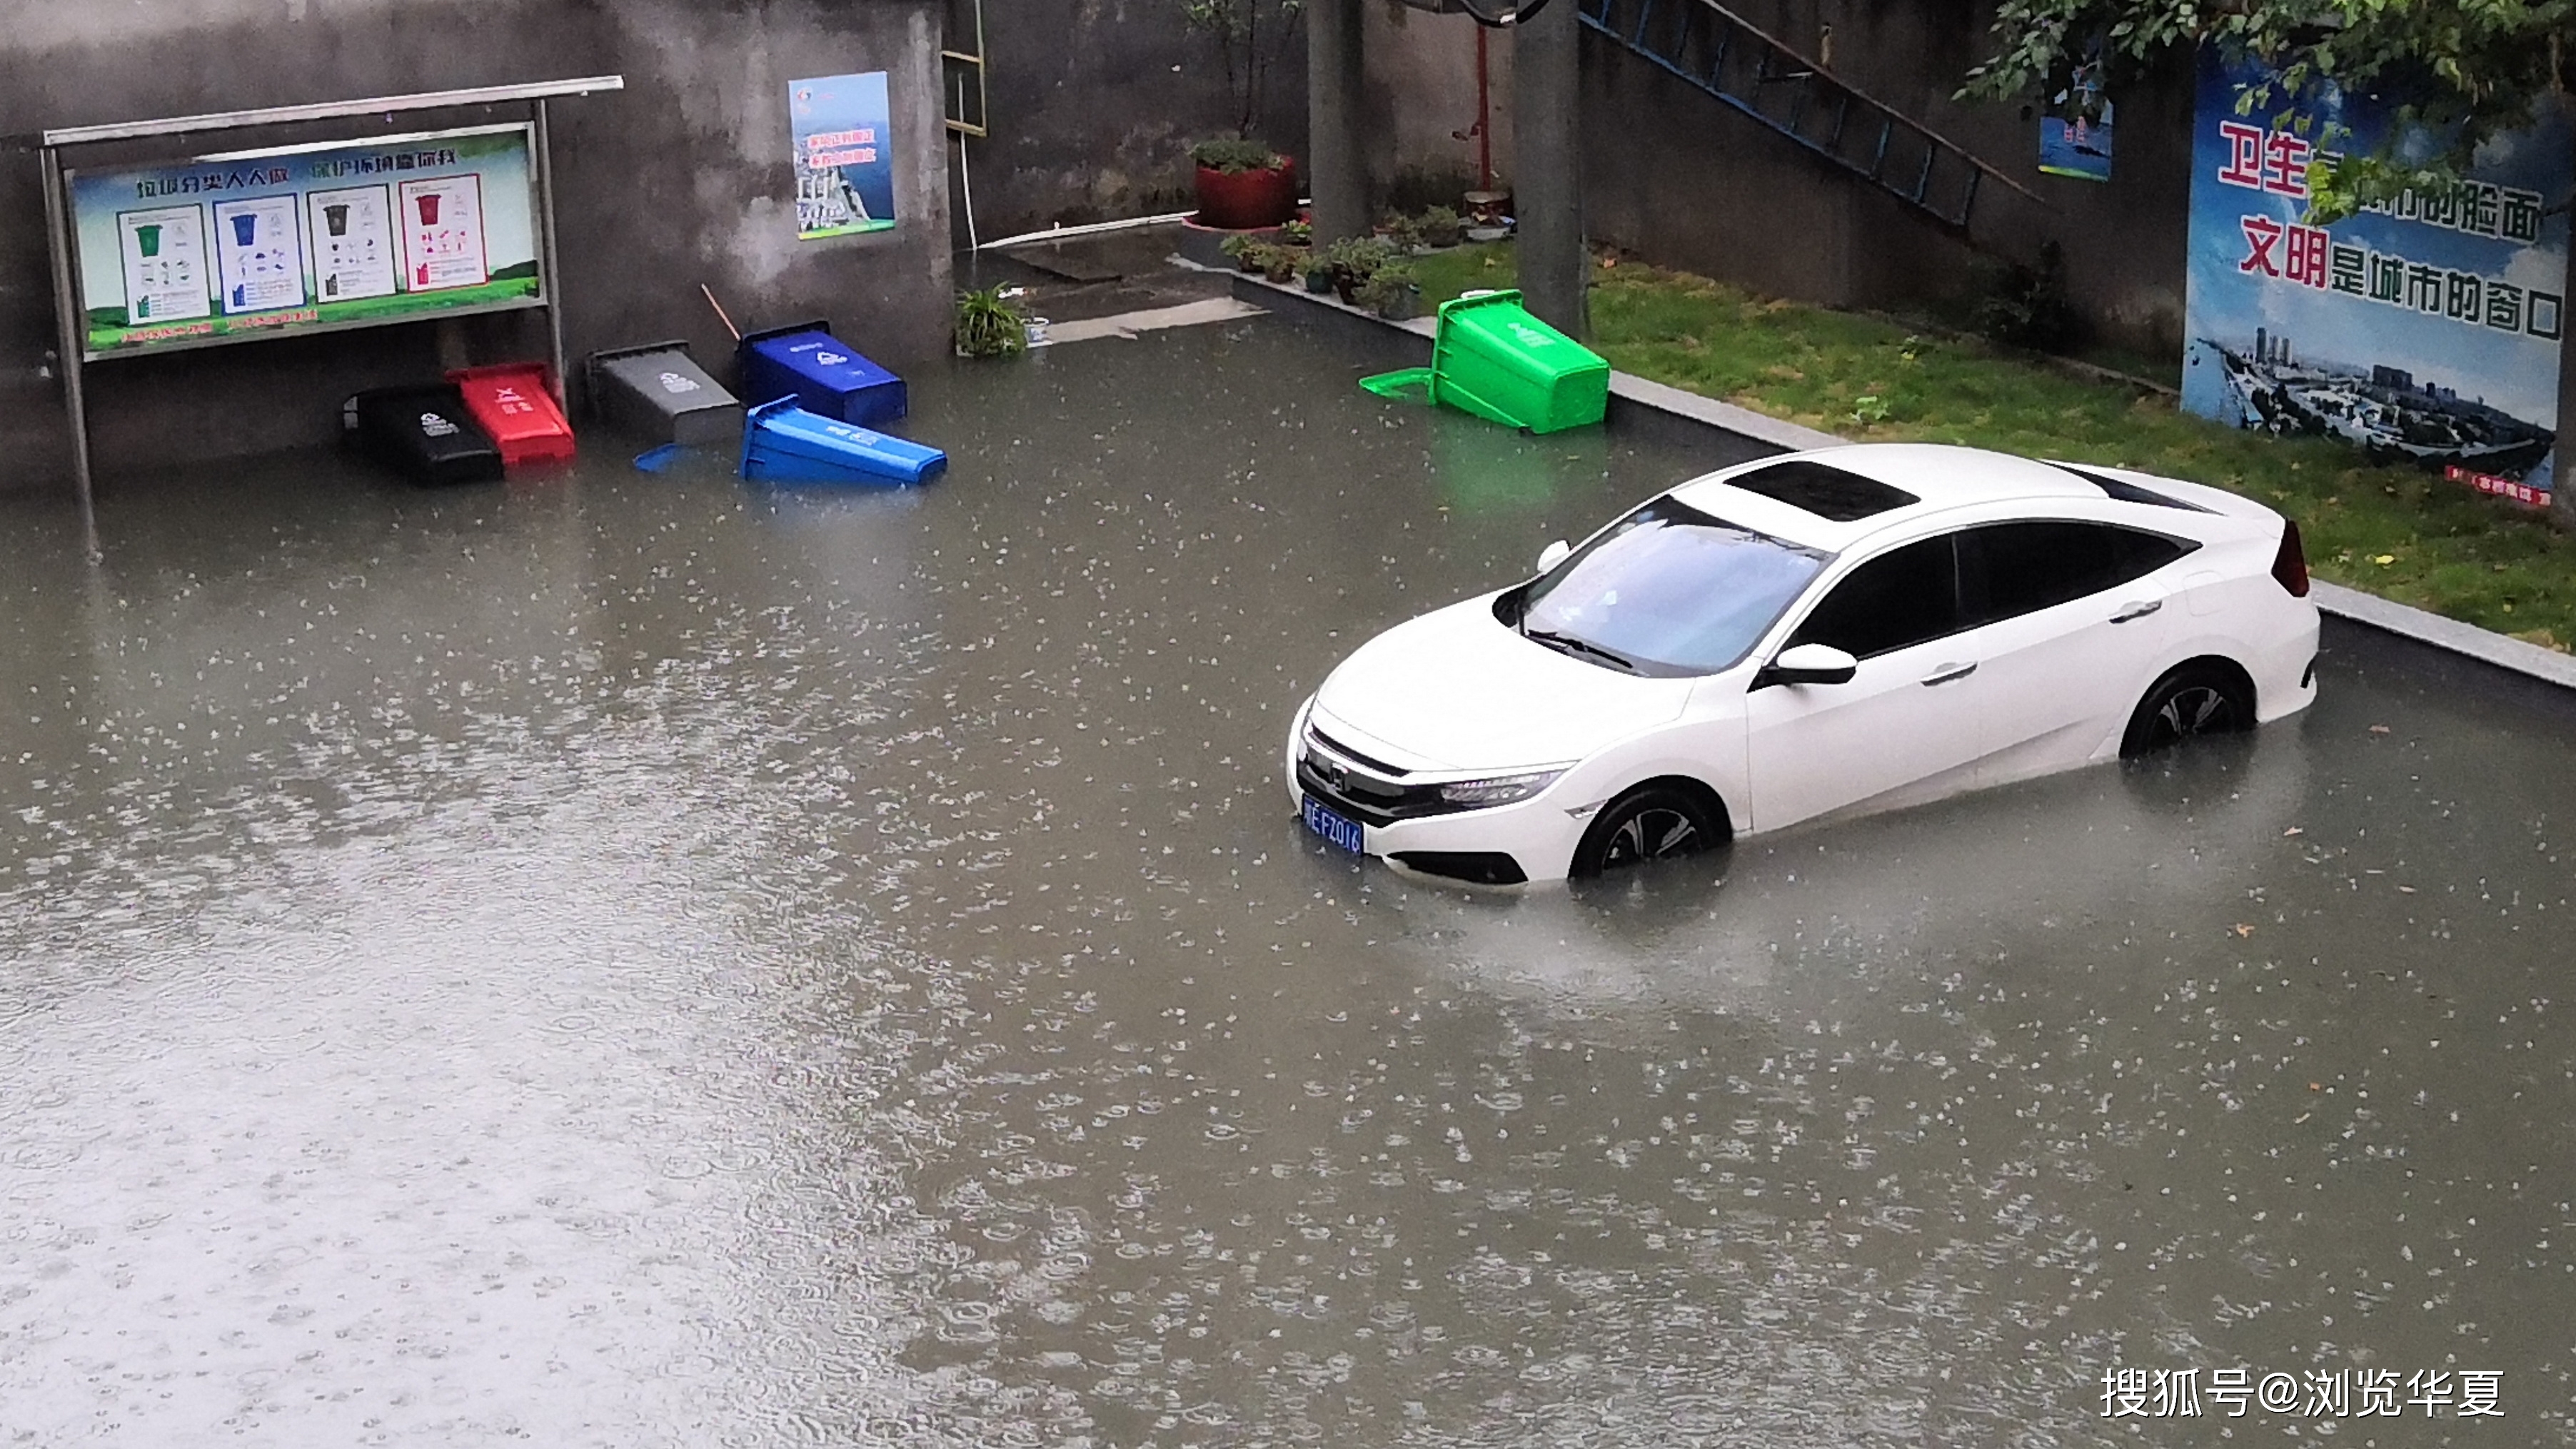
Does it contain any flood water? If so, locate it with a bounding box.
[4,315,2573,1447]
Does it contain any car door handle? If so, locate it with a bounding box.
[2110,599,2163,623]
[1920,661,1978,686]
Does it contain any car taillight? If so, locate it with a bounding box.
[2271,519,2310,597]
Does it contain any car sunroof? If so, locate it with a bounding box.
[1721,460,1919,522]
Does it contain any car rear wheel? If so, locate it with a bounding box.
[1570,784,1724,878]
[2120,663,2253,759]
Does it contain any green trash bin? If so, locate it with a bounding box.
[1360,289,1609,433]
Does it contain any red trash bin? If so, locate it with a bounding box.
[446,363,576,470]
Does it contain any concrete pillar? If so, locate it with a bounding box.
[1306,0,1369,244]
[1512,0,1586,336]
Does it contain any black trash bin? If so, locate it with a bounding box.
[586,340,744,448]
[341,384,505,486]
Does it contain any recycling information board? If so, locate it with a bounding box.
[66,123,543,360]
[2182,49,2572,502]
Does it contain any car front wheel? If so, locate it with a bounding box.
[2120,663,2253,759]
[1570,784,1725,878]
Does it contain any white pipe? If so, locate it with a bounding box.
[975,198,1317,252]
[957,130,980,251]
[977,211,1197,251]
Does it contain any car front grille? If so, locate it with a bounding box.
[1297,726,1458,827]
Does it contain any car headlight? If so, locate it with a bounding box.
[1437,769,1565,809]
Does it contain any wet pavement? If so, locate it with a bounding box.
[3,312,2573,1447]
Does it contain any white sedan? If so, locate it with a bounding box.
[1286,443,2320,884]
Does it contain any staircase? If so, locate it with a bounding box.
[1576,0,2041,230]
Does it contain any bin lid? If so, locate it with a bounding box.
[741,327,902,393]
[447,362,569,443]
[590,342,737,409]
[750,398,940,465]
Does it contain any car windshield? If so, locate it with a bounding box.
[1511,497,1827,676]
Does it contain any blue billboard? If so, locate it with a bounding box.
[2181,48,2572,505]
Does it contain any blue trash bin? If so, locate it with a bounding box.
[736,320,907,427]
[740,398,947,486]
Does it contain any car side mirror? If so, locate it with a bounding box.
[1534,539,1572,574]
[1756,642,1859,689]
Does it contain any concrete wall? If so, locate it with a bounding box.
[1359,0,2198,363]
[964,0,1309,237]
[1,0,952,492]
[1359,3,1510,213]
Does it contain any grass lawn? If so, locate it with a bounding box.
[1408,244,2576,651]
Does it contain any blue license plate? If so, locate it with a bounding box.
[1302,797,1365,853]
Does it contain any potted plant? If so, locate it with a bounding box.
[1419,205,1464,248]
[1257,243,1304,284]
[1220,231,1267,272]
[955,285,1028,358]
[1279,217,1312,246]
[1300,250,1338,294]
[1357,262,1420,321]
[1324,235,1399,305]
[1180,0,1303,223]
[1192,136,1298,231]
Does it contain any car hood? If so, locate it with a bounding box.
[1312,595,1694,771]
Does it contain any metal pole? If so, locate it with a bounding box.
[533,98,570,409]
[1514,0,1587,337]
[2556,208,2576,531]
[40,145,101,562]
[1305,0,1368,244]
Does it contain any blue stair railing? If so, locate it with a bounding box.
[1577,0,2044,230]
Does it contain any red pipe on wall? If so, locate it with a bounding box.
[1475,25,1492,192]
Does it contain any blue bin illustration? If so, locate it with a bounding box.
[740,398,946,486]
[736,319,907,426]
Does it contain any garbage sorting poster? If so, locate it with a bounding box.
[2182,47,2572,504]
[790,71,898,240]
[65,123,543,360]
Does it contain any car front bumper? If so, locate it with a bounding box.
[1283,695,1589,885]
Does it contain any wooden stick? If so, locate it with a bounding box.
[700,283,742,341]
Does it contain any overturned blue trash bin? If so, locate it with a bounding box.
[737,320,907,426]
[740,398,947,486]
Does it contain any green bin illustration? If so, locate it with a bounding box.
[1360,289,1609,434]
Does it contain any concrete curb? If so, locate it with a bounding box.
[1227,268,2576,700]
[2309,581,2576,692]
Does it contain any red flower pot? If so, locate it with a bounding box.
[1193,158,1299,231]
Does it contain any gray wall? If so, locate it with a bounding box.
[1363,0,2199,363]
[1,0,952,492]
[962,0,1309,237]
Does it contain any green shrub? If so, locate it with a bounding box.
[954,286,1027,358]
[1189,136,1284,173]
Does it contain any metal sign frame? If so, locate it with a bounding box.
[64,121,550,363]
[38,76,622,556]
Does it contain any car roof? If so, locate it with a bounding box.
[1669,443,2143,552]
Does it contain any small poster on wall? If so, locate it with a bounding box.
[114,205,211,325]
[2038,46,2114,182]
[2180,46,2571,505]
[211,194,307,314]
[306,185,398,301]
[790,71,897,240]
[398,173,490,292]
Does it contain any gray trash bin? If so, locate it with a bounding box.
[586,340,743,448]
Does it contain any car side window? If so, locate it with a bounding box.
[1786,535,1961,660]
[1961,521,2194,627]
